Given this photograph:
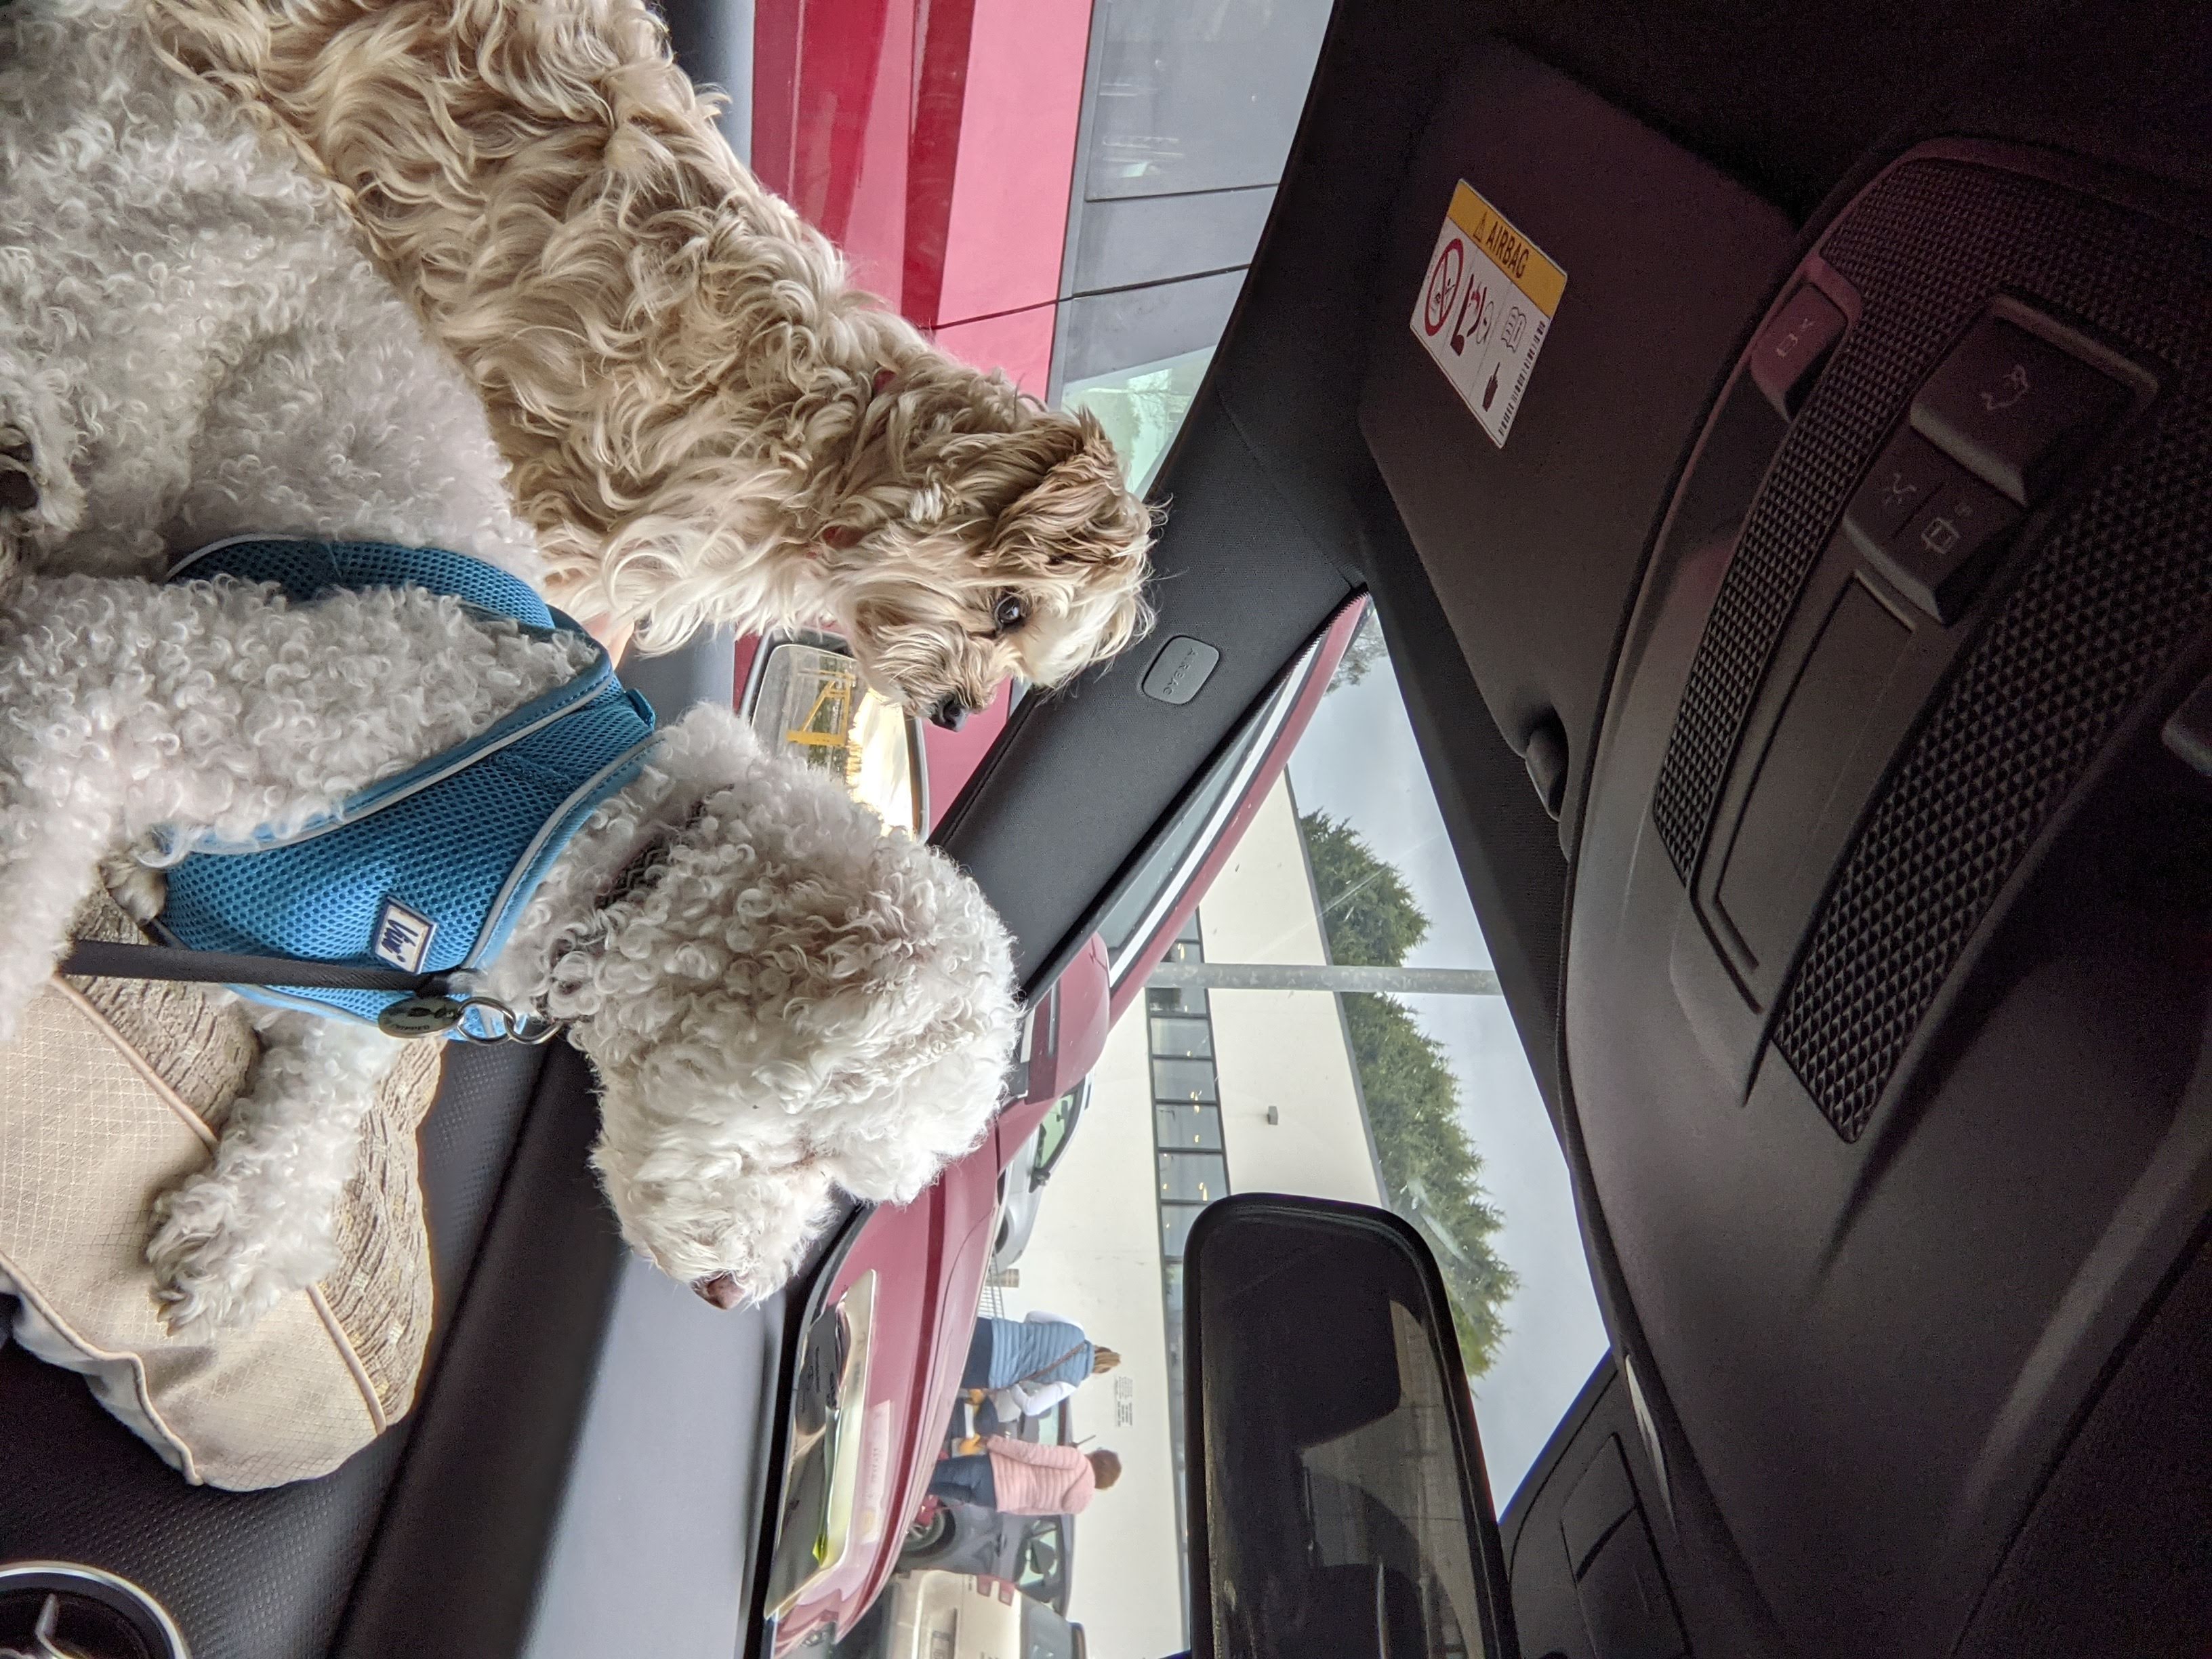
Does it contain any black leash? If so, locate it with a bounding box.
[56,940,560,1042]
[60,939,434,993]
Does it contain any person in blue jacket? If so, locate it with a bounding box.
[960,1311,1121,1420]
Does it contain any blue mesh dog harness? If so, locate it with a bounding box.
[149,537,659,1032]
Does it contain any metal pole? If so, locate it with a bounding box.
[1147,962,1502,996]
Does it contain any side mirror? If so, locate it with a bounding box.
[1182,1195,1520,1659]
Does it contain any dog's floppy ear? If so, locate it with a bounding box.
[962,406,1156,680]
[981,406,1153,579]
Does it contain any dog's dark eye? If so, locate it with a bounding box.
[992,593,1028,634]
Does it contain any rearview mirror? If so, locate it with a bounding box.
[1182,1195,1519,1659]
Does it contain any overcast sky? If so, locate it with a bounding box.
[1285,634,1609,1505]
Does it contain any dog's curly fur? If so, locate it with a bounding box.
[0,0,542,592]
[146,0,1158,713]
[0,571,1019,1330]
[478,705,1021,1296]
[0,0,1020,1334]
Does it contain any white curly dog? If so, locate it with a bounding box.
[0,0,543,595]
[0,0,1020,1334]
[1,571,1019,1332]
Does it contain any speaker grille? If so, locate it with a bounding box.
[1651,157,2212,1139]
[1776,380,2212,1139]
[1652,161,2205,880]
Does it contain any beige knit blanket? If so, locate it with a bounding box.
[0,893,441,1488]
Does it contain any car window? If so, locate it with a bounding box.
[745,638,926,836]
[1052,0,1336,484]
[1017,1523,1065,1599]
[1031,1086,1086,1181]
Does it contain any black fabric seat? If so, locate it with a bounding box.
[0,1042,631,1659]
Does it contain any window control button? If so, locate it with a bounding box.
[1909,316,2130,504]
[1844,431,1954,554]
[1750,285,1847,418]
[1866,471,2020,623]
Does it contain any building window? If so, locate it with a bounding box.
[1150,1057,1218,1102]
[1160,1202,1206,1260]
[1148,1016,1214,1059]
[1158,1149,1229,1204]
[1148,909,1222,1626]
[1148,984,1206,1017]
[1155,1101,1224,1151]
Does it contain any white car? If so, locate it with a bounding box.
[839,1570,1082,1659]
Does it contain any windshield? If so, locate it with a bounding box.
[994,606,1607,1656]
[763,3,1603,1654]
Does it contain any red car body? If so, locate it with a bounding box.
[749,0,1091,395]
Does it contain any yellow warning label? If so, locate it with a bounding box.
[1446,182,1565,317]
[1411,180,1569,447]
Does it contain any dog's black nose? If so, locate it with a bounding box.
[928,696,970,731]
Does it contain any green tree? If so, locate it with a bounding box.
[1339,993,1517,1372]
[1298,808,1519,1374]
[1329,608,1389,693]
[1300,810,1429,969]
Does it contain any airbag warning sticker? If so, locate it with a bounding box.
[1410,182,1566,448]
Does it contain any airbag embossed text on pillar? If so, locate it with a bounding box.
[1141,636,1221,706]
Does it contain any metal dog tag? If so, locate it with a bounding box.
[377,994,465,1039]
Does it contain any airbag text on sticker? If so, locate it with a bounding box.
[1409,182,1567,448]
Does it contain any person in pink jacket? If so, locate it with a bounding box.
[928,1433,1122,1516]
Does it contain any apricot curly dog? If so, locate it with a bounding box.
[148,0,1155,721]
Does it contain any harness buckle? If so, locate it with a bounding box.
[377,993,565,1044]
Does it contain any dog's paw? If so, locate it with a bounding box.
[100,851,168,924]
[146,1174,313,1336]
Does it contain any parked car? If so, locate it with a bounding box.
[989,1078,1088,1272]
[832,1572,1082,1659]
[897,1397,1073,1607]
[897,1507,1071,1620]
